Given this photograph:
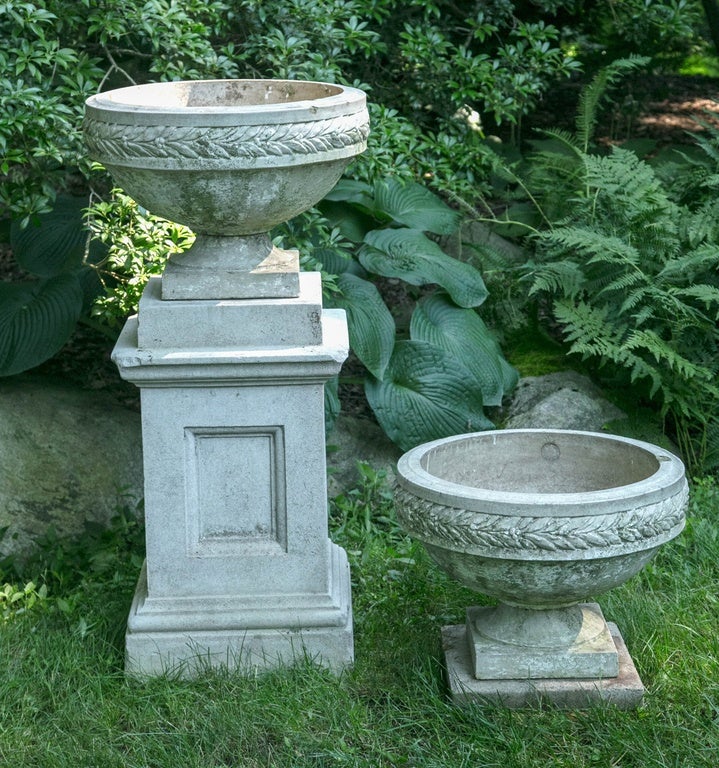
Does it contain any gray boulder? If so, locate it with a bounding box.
[0,376,143,560]
[326,413,401,497]
[504,371,626,431]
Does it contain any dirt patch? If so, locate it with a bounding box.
[526,72,719,145]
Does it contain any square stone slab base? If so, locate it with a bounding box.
[443,622,645,709]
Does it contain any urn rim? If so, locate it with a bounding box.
[84,79,368,127]
[396,429,686,518]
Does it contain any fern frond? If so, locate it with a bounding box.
[657,244,719,283]
[539,226,642,265]
[691,115,719,164]
[673,285,719,318]
[585,149,675,217]
[553,299,625,348]
[575,55,650,152]
[582,150,680,251]
[629,289,714,330]
[528,260,585,298]
[554,299,663,394]
[531,129,583,154]
[624,329,715,384]
[631,303,655,328]
[524,131,587,218]
[596,270,649,304]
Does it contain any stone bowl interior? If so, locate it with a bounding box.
[93,80,345,113]
[419,430,661,496]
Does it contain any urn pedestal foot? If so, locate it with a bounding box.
[467,602,619,680]
[443,618,645,709]
[161,234,301,300]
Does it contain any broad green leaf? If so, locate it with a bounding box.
[410,294,519,406]
[311,246,355,275]
[324,376,341,436]
[326,273,395,380]
[374,178,461,235]
[323,179,374,208]
[0,274,84,376]
[360,228,488,308]
[318,199,379,242]
[365,339,494,452]
[10,195,91,277]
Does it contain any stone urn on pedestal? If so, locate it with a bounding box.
[84,79,369,676]
[394,429,688,708]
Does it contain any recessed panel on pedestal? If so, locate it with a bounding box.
[185,426,287,557]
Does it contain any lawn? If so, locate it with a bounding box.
[0,468,717,767]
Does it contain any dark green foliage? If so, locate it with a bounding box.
[483,57,719,471]
[319,178,517,451]
[0,0,568,379]
[2,0,716,445]
[529,147,719,471]
[0,191,193,376]
[0,195,105,375]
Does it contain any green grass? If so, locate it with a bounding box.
[1,469,718,767]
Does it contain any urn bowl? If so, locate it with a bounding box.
[83,79,369,235]
[394,429,688,609]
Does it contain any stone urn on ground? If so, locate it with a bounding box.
[394,429,688,708]
[84,79,369,676]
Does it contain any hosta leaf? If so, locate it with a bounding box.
[311,246,357,276]
[0,274,84,376]
[365,339,494,451]
[374,178,461,234]
[324,376,341,436]
[322,179,374,208]
[410,294,519,406]
[360,229,488,308]
[326,273,395,380]
[317,200,378,243]
[10,195,91,278]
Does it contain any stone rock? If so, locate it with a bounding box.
[0,376,143,560]
[326,413,401,497]
[504,371,626,431]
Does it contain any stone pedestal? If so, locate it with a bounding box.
[112,273,353,677]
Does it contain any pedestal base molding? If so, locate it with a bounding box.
[126,546,354,678]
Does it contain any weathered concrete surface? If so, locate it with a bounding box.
[443,622,646,709]
[0,376,142,560]
[395,429,687,608]
[115,283,354,676]
[84,79,370,301]
[394,428,687,707]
